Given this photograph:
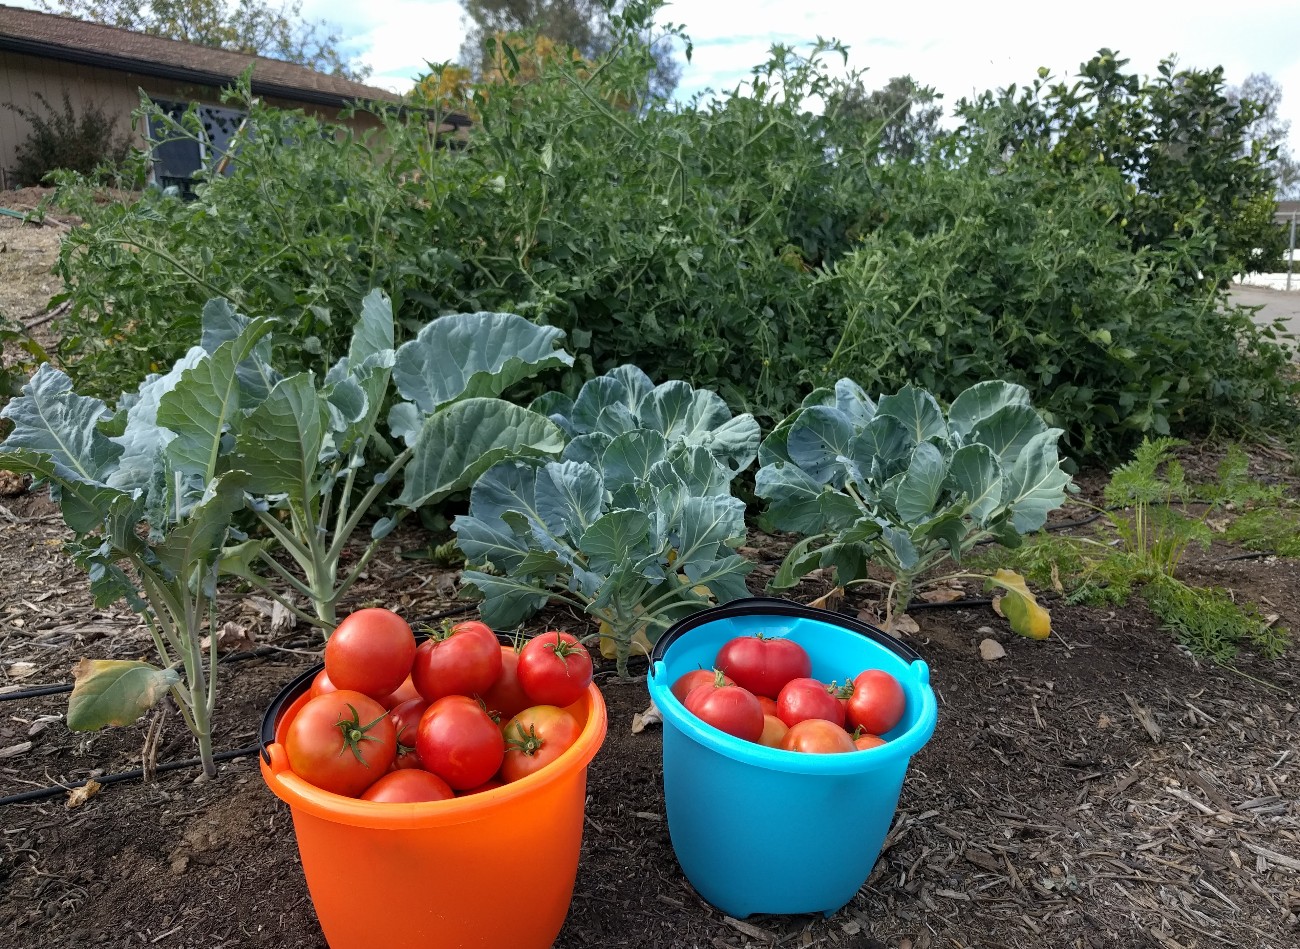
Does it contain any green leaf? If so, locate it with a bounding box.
[535,460,605,538]
[158,317,276,483]
[894,442,947,523]
[947,381,1033,437]
[397,399,566,508]
[672,495,748,575]
[387,402,422,448]
[876,385,947,443]
[451,514,531,573]
[832,378,876,427]
[578,509,655,575]
[1005,429,1072,532]
[946,443,1005,524]
[561,432,612,467]
[649,446,731,498]
[200,298,279,403]
[847,414,911,483]
[392,312,573,414]
[787,406,855,485]
[755,462,824,533]
[218,538,273,580]
[232,373,329,502]
[347,288,396,371]
[460,570,552,628]
[569,376,639,436]
[970,404,1049,469]
[769,534,824,590]
[67,659,180,730]
[107,347,206,495]
[152,471,249,581]
[602,430,668,500]
[0,364,121,486]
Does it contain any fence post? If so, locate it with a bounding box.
[1289,212,1296,293]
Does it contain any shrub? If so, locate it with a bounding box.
[5,91,132,187]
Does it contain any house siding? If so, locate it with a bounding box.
[0,49,382,186]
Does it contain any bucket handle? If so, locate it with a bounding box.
[649,596,924,666]
[258,664,322,765]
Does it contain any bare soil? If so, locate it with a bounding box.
[0,190,1298,949]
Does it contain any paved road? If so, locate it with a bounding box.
[1229,286,1300,352]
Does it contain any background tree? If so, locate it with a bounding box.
[825,74,943,161]
[1228,73,1300,199]
[38,0,371,80]
[458,0,680,99]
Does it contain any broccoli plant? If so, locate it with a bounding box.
[453,433,754,675]
[756,379,1073,636]
[530,365,762,476]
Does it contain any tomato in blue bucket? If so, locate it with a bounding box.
[648,597,938,918]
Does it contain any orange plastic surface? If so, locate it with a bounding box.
[261,684,607,948]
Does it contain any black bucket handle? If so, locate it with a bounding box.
[258,663,323,765]
[649,596,923,666]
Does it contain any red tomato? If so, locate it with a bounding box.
[380,675,421,710]
[412,620,502,702]
[670,668,734,705]
[683,673,764,742]
[284,690,396,796]
[360,769,455,803]
[714,635,811,699]
[756,695,779,717]
[388,697,429,751]
[757,714,788,748]
[776,678,846,729]
[416,695,505,790]
[779,718,855,754]
[309,669,339,699]
[517,631,594,708]
[853,732,886,751]
[458,778,505,797]
[477,644,533,724]
[324,608,417,699]
[846,669,907,736]
[392,744,424,771]
[500,705,583,783]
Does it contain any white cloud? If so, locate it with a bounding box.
[301,0,463,93]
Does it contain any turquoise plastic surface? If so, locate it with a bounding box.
[648,605,938,918]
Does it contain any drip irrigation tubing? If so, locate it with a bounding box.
[0,744,260,807]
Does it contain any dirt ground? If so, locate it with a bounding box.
[0,189,1298,949]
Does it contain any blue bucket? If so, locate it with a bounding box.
[648,597,938,918]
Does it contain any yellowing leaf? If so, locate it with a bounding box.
[67,659,180,730]
[983,569,1051,640]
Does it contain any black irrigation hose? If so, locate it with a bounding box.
[0,744,261,807]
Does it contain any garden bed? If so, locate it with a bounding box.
[1,475,1297,949]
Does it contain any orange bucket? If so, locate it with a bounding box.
[259,666,607,949]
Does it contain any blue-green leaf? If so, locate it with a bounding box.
[460,570,551,628]
[1005,429,1072,532]
[451,514,531,573]
[947,443,1004,524]
[602,430,668,500]
[232,373,328,502]
[877,385,947,443]
[894,442,947,523]
[787,406,855,485]
[535,460,604,538]
[970,404,1049,469]
[578,509,654,575]
[0,364,120,487]
[755,462,825,534]
[948,381,1032,437]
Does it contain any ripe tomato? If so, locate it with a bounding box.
[380,675,421,709]
[360,769,455,803]
[714,634,811,699]
[756,695,779,717]
[846,669,907,736]
[309,669,339,699]
[324,608,417,700]
[416,695,504,790]
[852,731,886,751]
[757,714,788,749]
[779,718,855,754]
[477,644,533,725]
[458,778,505,797]
[670,668,734,705]
[392,744,424,771]
[517,631,594,708]
[388,697,429,751]
[776,677,846,729]
[412,620,502,702]
[500,705,583,782]
[683,672,764,742]
[284,690,396,797]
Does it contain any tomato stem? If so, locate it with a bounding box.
[334,703,389,766]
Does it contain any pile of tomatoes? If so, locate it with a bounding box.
[671,634,907,754]
[284,609,594,803]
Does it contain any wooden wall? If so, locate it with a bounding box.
[0,49,383,188]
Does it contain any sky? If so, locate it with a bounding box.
[292,0,1300,157]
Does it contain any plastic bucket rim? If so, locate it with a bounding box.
[259,664,607,828]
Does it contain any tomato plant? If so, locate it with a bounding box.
[412,620,503,702]
[670,668,733,705]
[478,643,534,724]
[415,695,505,790]
[776,677,846,729]
[517,631,593,708]
[500,705,583,783]
[285,690,397,796]
[779,718,855,754]
[683,671,764,742]
[324,608,417,699]
[846,669,906,736]
[714,635,811,699]
[360,769,456,803]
